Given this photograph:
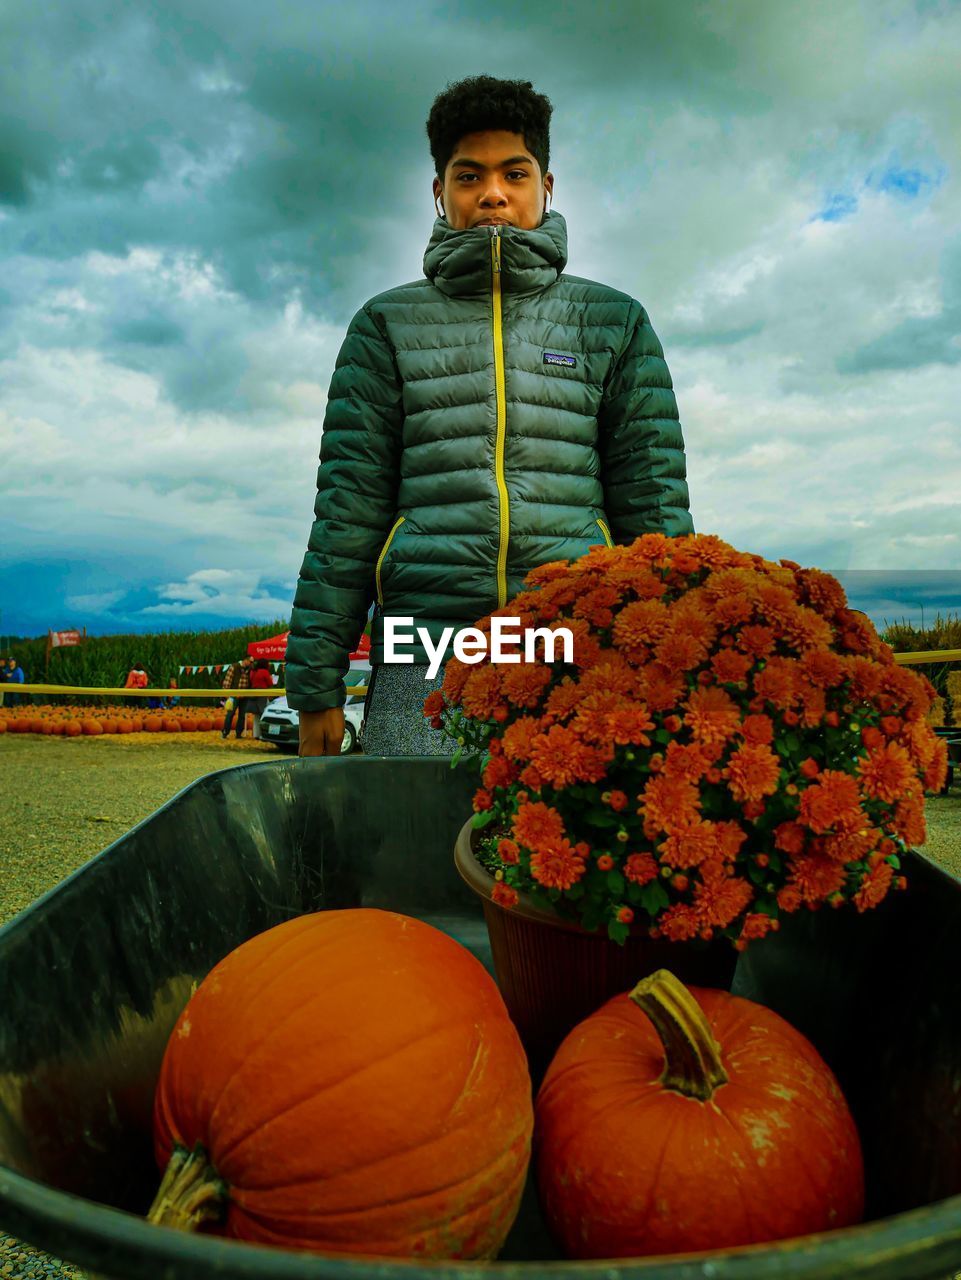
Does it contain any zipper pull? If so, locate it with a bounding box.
[491,228,502,273]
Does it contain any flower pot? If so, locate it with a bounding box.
[454,818,738,1084]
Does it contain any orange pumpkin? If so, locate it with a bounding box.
[152,909,532,1259]
[535,969,864,1258]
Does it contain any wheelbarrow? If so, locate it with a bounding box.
[3,756,961,1278]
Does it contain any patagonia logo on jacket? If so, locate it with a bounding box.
[543,351,577,368]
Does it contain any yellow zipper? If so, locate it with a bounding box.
[596,517,614,548]
[375,515,405,605]
[491,230,510,608]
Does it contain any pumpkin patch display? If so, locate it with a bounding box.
[535,969,864,1258]
[151,908,533,1260]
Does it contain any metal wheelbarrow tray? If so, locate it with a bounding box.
[2,756,961,1279]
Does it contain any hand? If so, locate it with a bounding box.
[298,707,345,757]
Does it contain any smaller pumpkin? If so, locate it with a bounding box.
[535,969,864,1258]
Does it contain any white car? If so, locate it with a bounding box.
[257,666,371,754]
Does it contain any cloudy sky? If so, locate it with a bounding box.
[3,0,960,640]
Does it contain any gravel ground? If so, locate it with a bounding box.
[0,733,959,1277]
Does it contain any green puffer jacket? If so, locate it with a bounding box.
[287,211,693,711]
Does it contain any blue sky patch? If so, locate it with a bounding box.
[813,192,859,223]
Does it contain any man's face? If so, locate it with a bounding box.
[433,130,553,232]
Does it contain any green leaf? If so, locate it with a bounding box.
[626,882,643,905]
[451,746,463,768]
[471,810,496,829]
[654,728,671,744]
[606,870,626,895]
[639,880,670,915]
[607,921,630,945]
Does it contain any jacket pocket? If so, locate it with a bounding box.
[375,516,406,605]
[595,516,614,548]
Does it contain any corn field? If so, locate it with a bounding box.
[1,621,290,705]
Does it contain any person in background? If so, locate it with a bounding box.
[162,677,181,710]
[248,659,276,739]
[221,655,254,739]
[124,662,149,708]
[5,656,25,708]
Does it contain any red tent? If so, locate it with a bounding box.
[246,631,371,663]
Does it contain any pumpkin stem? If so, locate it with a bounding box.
[629,969,729,1102]
[147,1142,228,1231]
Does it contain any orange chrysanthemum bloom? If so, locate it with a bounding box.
[857,740,916,804]
[525,560,577,589]
[500,714,542,763]
[638,663,686,712]
[852,858,894,912]
[842,656,884,702]
[694,866,754,929]
[483,754,517,790]
[684,685,742,745]
[822,828,879,864]
[797,769,866,834]
[530,725,612,787]
[654,630,710,674]
[497,838,520,864]
[711,649,753,684]
[798,648,845,689]
[572,585,621,628]
[611,598,672,661]
[423,689,445,718]
[704,567,761,605]
[544,677,583,721]
[781,605,834,653]
[752,656,799,711]
[737,912,779,944]
[624,851,659,884]
[639,772,702,835]
[710,595,755,627]
[924,740,949,794]
[654,902,701,941]
[500,662,552,709]
[794,567,848,618]
[491,882,519,909]
[788,852,846,904]
[892,789,926,846]
[716,820,749,860]
[460,665,505,720]
[663,739,718,783]
[530,838,587,891]
[577,652,640,697]
[741,713,774,745]
[754,581,800,628]
[512,800,565,853]
[737,625,777,659]
[659,819,725,869]
[726,741,782,803]
[603,703,656,747]
[442,660,472,702]
[797,682,827,728]
[774,820,807,855]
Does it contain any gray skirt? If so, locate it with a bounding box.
[360,663,458,757]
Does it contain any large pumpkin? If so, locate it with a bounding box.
[152,909,532,1259]
[535,969,863,1258]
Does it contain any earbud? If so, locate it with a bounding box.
[435,195,445,219]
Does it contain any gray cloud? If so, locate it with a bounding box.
[2,0,960,633]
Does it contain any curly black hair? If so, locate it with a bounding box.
[426,75,553,178]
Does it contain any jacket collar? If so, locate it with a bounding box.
[423,210,568,298]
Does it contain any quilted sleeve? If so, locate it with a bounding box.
[598,301,694,542]
[286,305,403,712]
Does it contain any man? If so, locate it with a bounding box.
[288,75,693,756]
[221,655,254,739]
[4,656,25,708]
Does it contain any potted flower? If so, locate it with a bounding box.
[424,533,947,1077]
